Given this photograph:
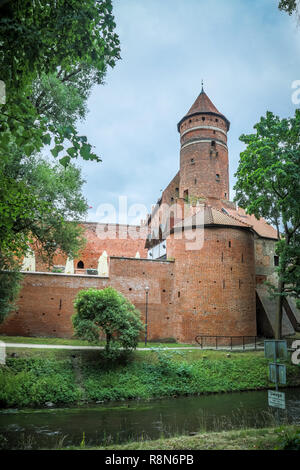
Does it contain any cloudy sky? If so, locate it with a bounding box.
[76,0,300,224]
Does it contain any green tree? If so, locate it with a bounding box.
[278,0,300,16]
[234,110,300,339]
[0,0,121,322]
[73,287,144,357]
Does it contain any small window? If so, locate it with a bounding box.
[194,178,197,184]
[183,189,189,201]
[274,255,279,266]
[202,116,205,121]
[229,241,231,248]
[211,140,216,147]
[216,174,220,181]
[77,261,84,269]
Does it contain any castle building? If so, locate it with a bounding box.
[1,89,299,342]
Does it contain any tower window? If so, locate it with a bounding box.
[216,174,220,181]
[229,241,231,248]
[191,158,194,163]
[77,261,84,269]
[175,187,179,197]
[215,118,218,122]
[211,140,216,147]
[183,189,189,201]
[194,178,197,184]
[189,119,192,123]
[202,117,205,121]
[274,255,279,266]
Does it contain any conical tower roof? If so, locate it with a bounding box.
[186,88,220,115]
[177,87,230,131]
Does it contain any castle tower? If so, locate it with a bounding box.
[177,86,230,203]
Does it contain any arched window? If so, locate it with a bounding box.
[77,260,84,269]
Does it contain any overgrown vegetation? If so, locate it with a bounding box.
[0,348,299,408]
[62,425,300,451]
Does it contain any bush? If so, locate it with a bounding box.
[73,287,144,358]
[275,428,300,450]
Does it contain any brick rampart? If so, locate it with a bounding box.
[0,258,175,341]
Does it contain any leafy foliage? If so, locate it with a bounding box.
[234,110,300,337]
[0,357,82,407]
[73,287,144,357]
[278,0,299,15]
[0,1,120,322]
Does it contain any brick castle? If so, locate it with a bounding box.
[1,88,299,342]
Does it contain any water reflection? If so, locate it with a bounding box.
[0,388,299,449]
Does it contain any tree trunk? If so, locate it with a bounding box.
[275,279,284,339]
[106,333,112,352]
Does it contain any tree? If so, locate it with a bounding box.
[234,110,300,339]
[0,1,121,322]
[0,0,120,167]
[278,0,300,16]
[73,287,144,357]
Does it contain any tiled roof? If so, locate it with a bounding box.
[225,207,278,240]
[186,89,220,116]
[172,205,250,231]
[177,88,230,131]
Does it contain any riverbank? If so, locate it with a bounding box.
[0,346,299,408]
[64,425,300,450]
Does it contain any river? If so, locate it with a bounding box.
[0,388,299,449]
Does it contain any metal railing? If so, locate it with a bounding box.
[195,335,264,351]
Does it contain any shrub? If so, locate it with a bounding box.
[73,287,144,358]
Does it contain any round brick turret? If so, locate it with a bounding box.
[177,88,230,202]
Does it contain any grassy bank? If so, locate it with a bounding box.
[64,425,300,450]
[0,334,192,348]
[0,347,299,408]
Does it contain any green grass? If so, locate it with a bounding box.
[1,347,299,408]
[64,425,300,450]
[0,334,194,349]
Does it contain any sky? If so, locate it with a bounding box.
[75,0,300,224]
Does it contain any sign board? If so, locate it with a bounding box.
[264,340,288,360]
[268,390,286,410]
[269,363,286,385]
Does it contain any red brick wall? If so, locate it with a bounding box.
[35,223,148,272]
[167,226,256,342]
[0,258,175,341]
